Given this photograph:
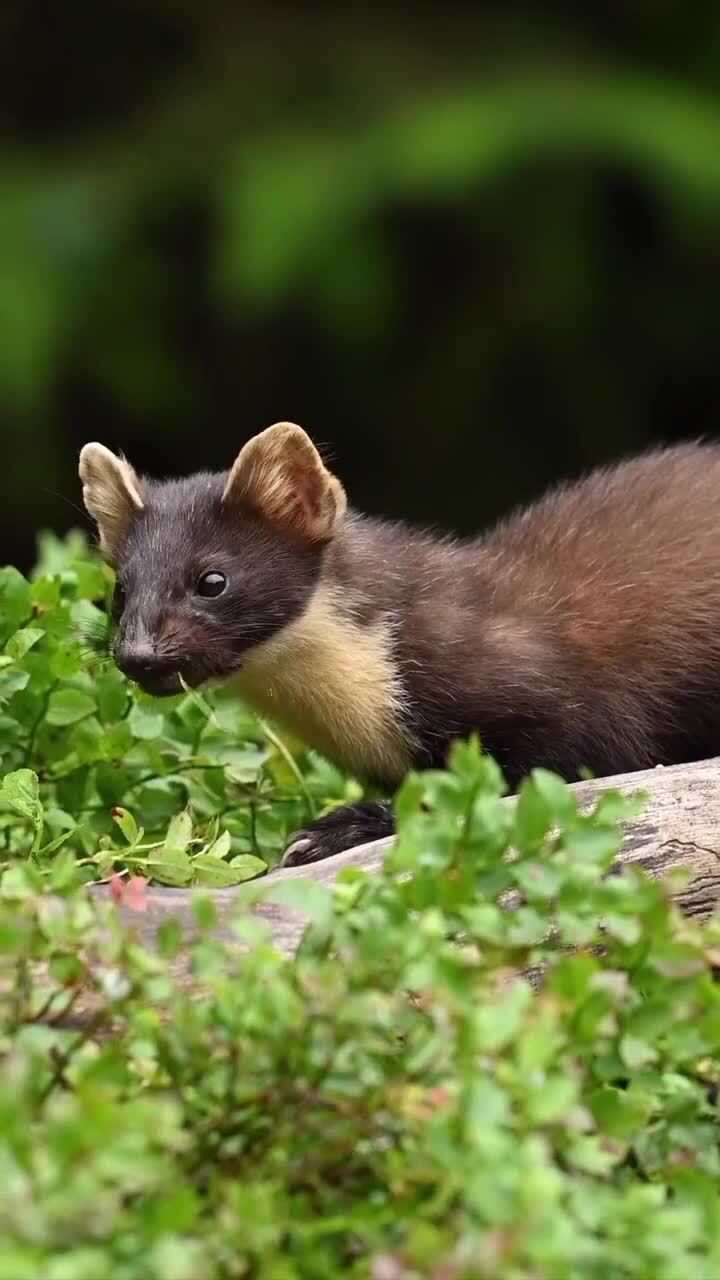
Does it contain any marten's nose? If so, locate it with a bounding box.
[115,641,176,684]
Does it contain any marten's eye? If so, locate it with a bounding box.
[196,570,227,599]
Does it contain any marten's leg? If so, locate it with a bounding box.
[281,801,394,866]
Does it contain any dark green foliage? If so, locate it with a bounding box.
[7,8,720,575]
[3,538,720,1275]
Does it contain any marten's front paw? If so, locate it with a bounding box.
[281,801,394,867]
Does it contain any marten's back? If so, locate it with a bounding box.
[382,443,720,785]
[486,442,720,667]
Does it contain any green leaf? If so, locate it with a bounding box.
[192,853,264,887]
[129,703,166,740]
[524,1073,578,1124]
[49,642,83,679]
[0,667,30,700]
[0,566,31,632]
[157,916,184,957]
[98,722,133,759]
[471,980,532,1051]
[561,824,621,866]
[38,827,80,858]
[70,597,108,639]
[620,1034,659,1070]
[47,688,96,726]
[1,768,42,827]
[147,847,193,886]
[49,845,81,889]
[30,574,61,607]
[531,768,577,823]
[265,877,332,920]
[463,1079,511,1139]
[96,672,129,723]
[204,830,231,861]
[112,806,139,845]
[163,810,193,854]
[1,861,43,898]
[95,762,131,805]
[5,627,44,660]
[604,913,643,945]
[514,776,553,851]
[73,559,109,600]
[192,893,217,930]
[589,1085,653,1138]
[228,853,268,882]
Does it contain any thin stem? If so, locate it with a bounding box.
[24,680,59,766]
[259,718,316,821]
[39,1008,109,1103]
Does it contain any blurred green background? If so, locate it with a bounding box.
[2,2,720,569]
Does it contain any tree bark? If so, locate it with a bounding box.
[89,755,720,971]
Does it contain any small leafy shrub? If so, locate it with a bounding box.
[2,536,720,1279]
[0,532,361,886]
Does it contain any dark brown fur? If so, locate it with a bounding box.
[333,443,720,787]
[82,438,720,863]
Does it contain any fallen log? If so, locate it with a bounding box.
[89,754,720,965]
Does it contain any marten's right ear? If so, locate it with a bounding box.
[222,422,346,544]
[78,443,144,561]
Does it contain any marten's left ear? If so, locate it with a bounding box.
[223,422,346,544]
[78,443,144,560]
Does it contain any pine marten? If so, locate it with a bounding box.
[79,423,720,865]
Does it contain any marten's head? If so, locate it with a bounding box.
[78,423,347,695]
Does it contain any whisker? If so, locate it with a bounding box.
[41,489,94,523]
[73,614,115,660]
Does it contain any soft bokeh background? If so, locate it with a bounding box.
[3,2,720,569]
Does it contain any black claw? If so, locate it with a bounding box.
[281,801,395,866]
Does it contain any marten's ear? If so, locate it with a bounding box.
[222,422,346,544]
[78,443,144,560]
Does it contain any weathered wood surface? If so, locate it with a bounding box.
[88,756,720,974]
